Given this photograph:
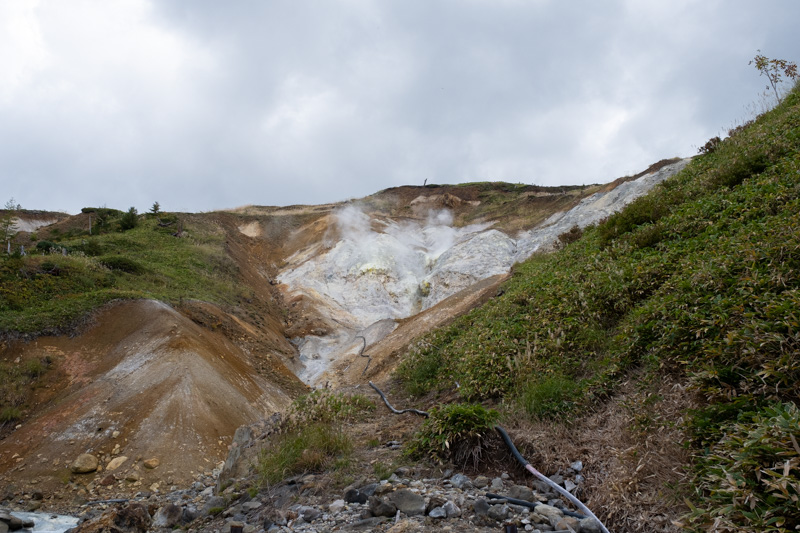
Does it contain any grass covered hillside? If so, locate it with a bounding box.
[0,211,249,336]
[398,86,800,531]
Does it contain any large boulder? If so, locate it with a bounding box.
[71,454,99,474]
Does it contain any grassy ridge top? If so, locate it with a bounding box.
[398,87,800,530]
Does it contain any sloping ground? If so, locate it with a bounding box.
[277,159,689,386]
[0,299,299,494]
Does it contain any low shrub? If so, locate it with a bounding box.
[406,403,499,467]
[518,374,580,419]
[257,423,352,485]
[35,241,58,253]
[557,225,583,247]
[684,402,800,531]
[0,406,22,423]
[99,256,144,274]
[283,389,374,432]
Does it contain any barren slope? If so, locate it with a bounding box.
[0,299,298,493]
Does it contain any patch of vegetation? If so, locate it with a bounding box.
[373,462,394,481]
[256,390,372,486]
[518,374,580,419]
[406,403,499,468]
[257,423,352,486]
[282,389,375,432]
[684,402,800,531]
[0,406,22,423]
[98,256,145,274]
[396,85,800,530]
[0,357,52,424]
[0,215,244,335]
[119,207,139,231]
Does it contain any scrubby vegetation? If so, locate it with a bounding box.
[406,403,499,468]
[257,390,375,486]
[0,356,52,428]
[398,85,800,531]
[0,215,245,335]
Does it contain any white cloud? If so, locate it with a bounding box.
[1,0,798,213]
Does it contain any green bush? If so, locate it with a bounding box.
[685,403,800,531]
[35,241,58,253]
[283,389,375,432]
[406,403,499,467]
[99,256,144,274]
[0,406,21,423]
[257,423,352,485]
[518,374,580,419]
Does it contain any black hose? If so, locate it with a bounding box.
[484,493,586,519]
[495,424,527,466]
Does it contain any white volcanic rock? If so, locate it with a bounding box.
[278,158,691,384]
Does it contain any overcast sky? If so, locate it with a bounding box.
[1,1,798,214]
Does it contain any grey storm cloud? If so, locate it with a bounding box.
[1,0,798,214]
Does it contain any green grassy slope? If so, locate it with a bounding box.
[0,215,245,335]
[398,87,800,530]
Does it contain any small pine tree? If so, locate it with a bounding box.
[120,207,139,231]
[150,201,161,216]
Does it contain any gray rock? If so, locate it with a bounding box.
[570,460,583,472]
[490,477,504,490]
[344,488,367,504]
[153,503,183,528]
[564,479,577,493]
[449,473,471,489]
[534,504,564,527]
[182,506,199,523]
[509,484,535,502]
[487,503,511,521]
[472,475,489,488]
[428,506,447,519]
[548,474,564,486]
[387,489,425,516]
[369,496,397,518]
[71,454,99,474]
[328,499,346,514]
[0,521,7,533]
[443,500,461,518]
[359,483,378,497]
[472,498,490,516]
[241,501,262,511]
[203,496,227,516]
[298,505,321,522]
[580,517,604,533]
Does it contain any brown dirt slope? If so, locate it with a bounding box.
[0,299,299,493]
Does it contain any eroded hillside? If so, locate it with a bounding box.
[0,158,689,522]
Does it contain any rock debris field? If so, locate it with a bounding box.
[29,461,601,532]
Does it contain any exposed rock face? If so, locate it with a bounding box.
[278,158,691,385]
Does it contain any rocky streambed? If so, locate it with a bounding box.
[6,468,600,532]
